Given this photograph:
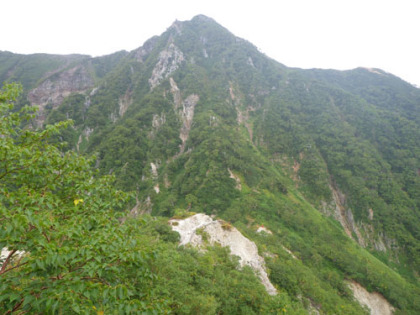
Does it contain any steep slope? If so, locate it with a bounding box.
[2,15,420,314]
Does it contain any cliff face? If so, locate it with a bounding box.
[28,65,94,126]
[149,43,184,89]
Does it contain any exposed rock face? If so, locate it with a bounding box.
[256,226,272,235]
[323,184,398,254]
[149,162,160,194]
[179,94,199,153]
[168,77,199,155]
[28,65,94,126]
[169,213,277,295]
[150,162,158,179]
[247,56,255,68]
[368,208,374,220]
[119,90,132,117]
[281,245,298,260]
[169,77,182,109]
[229,82,256,142]
[361,67,388,76]
[324,184,366,247]
[373,236,387,252]
[150,113,166,139]
[152,113,166,129]
[149,43,184,89]
[130,196,152,216]
[83,126,94,140]
[228,168,242,190]
[153,184,160,194]
[229,82,237,103]
[361,223,397,253]
[347,281,394,315]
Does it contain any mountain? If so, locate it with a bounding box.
[1,14,420,314]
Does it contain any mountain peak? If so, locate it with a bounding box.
[169,14,217,28]
[190,14,216,23]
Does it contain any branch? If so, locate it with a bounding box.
[0,166,26,180]
[0,261,28,275]
[50,273,64,281]
[4,298,23,315]
[42,231,51,243]
[0,249,17,274]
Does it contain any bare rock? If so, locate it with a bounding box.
[130,196,152,216]
[149,43,184,89]
[150,162,158,179]
[169,77,182,109]
[28,65,94,126]
[228,168,242,190]
[169,213,277,295]
[347,281,394,315]
[179,94,199,153]
[256,226,272,235]
[119,90,132,117]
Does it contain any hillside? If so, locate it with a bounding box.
[1,15,419,314]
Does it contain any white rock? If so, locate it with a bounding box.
[150,162,158,178]
[154,184,160,194]
[149,43,184,89]
[170,213,277,295]
[256,226,272,234]
[347,281,394,315]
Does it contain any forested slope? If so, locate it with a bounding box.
[1,15,419,314]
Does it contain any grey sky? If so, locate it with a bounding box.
[2,0,419,86]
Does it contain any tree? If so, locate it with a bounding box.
[0,83,168,314]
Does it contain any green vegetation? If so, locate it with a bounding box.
[0,84,168,313]
[1,14,420,314]
[0,52,88,90]
[0,83,308,314]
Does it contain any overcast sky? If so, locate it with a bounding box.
[2,0,419,86]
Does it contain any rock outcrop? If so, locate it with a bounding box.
[149,43,184,89]
[130,196,152,216]
[347,281,394,315]
[179,94,199,153]
[169,213,277,295]
[323,184,398,255]
[169,77,182,109]
[118,89,132,117]
[322,184,366,247]
[168,77,199,154]
[228,168,242,190]
[28,65,94,126]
